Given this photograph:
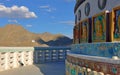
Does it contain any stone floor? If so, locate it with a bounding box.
[36,62,65,75]
[0,62,65,75]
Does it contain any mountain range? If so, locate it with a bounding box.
[0,24,72,47]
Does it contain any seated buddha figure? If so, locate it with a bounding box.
[118,15,120,33]
[95,20,103,37]
[82,24,87,41]
[114,15,120,38]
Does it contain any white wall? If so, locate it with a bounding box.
[75,0,120,24]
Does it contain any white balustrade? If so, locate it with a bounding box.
[0,47,34,72]
[0,47,70,71]
[34,47,70,63]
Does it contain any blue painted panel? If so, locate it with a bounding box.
[78,73,82,75]
[71,42,120,58]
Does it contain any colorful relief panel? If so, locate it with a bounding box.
[71,42,120,58]
[74,25,79,44]
[80,19,89,43]
[113,6,120,41]
[92,12,106,42]
[66,56,120,75]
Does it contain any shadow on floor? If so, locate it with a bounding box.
[35,62,65,75]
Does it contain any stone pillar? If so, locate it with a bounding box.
[56,50,59,61]
[63,50,66,59]
[35,51,38,63]
[5,52,10,70]
[21,52,25,66]
[28,51,33,65]
[13,52,19,68]
[0,52,5,71]
[42,50,45,62]
[49,50,52,61]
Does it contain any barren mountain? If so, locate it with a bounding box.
[0,24,72,47]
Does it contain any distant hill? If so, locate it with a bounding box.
[0,24,72,47]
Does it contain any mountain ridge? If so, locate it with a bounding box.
[0,24,72,47]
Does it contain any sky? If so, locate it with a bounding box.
[0,0,75,38]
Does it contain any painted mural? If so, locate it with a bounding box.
[74,25,79,44]
[80,19,89,43]
[114,9,120,39]
[92,12,106,42]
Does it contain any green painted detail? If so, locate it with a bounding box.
[112,67,117,74]
[71,69,76,75]
[86,64,88,67]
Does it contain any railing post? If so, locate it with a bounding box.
[5,52,10,70]
[56,50,59,61]
[42,50,45,62]
[21,52,25,66]
[35,51,38,63]
[28,51,33,65]
[49,50,52,62]
[13,52,18,68]
[63,50,66,60]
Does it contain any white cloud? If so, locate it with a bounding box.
[8,19,18,23]
[40,5,56,13]
[59,21,75,25]
[0,5,37,18]
[26,24,32,27]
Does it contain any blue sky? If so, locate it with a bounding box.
[0,0,75,38]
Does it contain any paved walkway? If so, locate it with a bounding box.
[36,62,65,75]
[0,62,65,75]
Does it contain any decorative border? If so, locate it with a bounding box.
[98,0,107,10]
[92,11,107,42]
[112,6,120,41]
[66,54,120,75]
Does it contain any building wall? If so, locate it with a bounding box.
[74,0,120,43]
[75,0,120,23]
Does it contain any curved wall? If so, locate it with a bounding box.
[75,0,120,24]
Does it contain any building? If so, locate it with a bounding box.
[66,0,120,75]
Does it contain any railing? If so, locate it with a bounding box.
[34,47,70,63]
[0,47,34,72]
[0,47,71,72]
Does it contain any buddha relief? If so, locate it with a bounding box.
[117,15,120,33]
[114,10,120,38]
[95,20,103,37]
[93,15,105,41]
[81,22,88,42]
